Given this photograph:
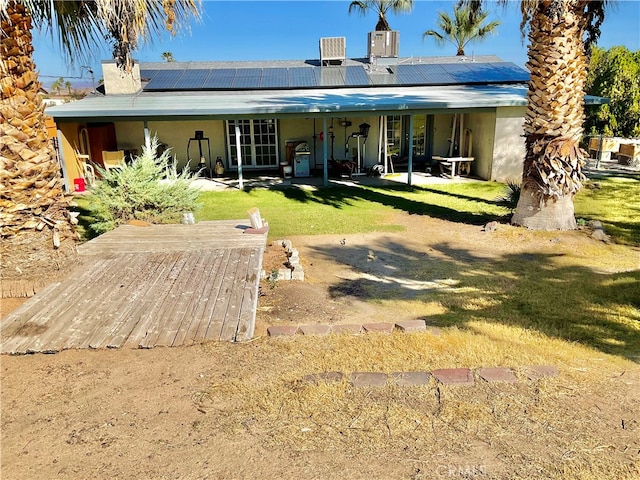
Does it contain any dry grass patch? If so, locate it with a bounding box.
[196,331,639,480]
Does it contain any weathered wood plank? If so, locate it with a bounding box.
[122,252,187,349]
[179,250,228,346]
[81,253,168,349]
[2,220,267,354]
[138,251,207,348]
[44,254,142,352]
[104,252,182,349]
[156,250,217,347]
[6,256,121,354]
[204,249,243,342]
[220,248,253,342]
[235,247,264,342]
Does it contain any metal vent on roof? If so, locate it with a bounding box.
[319,37,346,66]
[368,31,399,60]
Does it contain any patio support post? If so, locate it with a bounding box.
[322,117,328,187]
[407,114,414,186]
[235,122,244,190]
[143,121,151,151]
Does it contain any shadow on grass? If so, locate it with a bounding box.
[313,239,640,362]
[280,184,502,226]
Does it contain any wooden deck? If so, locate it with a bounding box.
[1,221,267,354]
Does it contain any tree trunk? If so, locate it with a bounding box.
[511,183,577,230]
[511,0,589,231]
[0,1,73,240]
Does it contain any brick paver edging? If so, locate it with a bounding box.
[300,366,558,388]
[267,320,441,338]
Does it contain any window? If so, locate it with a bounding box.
[227,119,279,168]
[386,115,402,157]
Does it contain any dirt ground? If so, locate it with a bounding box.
[2,213,639,479]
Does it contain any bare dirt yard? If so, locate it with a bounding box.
[2,212,639,479]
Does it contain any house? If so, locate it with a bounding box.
[46,33,604,191]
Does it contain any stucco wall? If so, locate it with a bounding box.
[433,114,455,157]
[466,111,497,180]
[491,106,526,182]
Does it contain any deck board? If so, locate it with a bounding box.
[1,220,267,354]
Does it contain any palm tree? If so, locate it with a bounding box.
[64,80,72,95]
[422,5,500,56]
[161,51,176,62]
[510,0,608,230]
[0,0,200,246]
[348,0,413,31]
[51,77,64,95]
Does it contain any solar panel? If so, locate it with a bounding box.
[140,69,161,81]
[395,65,427,85]
[289,68,317,87]
[144,69,186,90]
[318,67,344,87]
[201,69,236,89]
[344,66,370,86]
[412,64,455,84]
[491,62,530,82]
[261,68,289,88]
[177,69,211,89]
[440,62,529,83]
[235,68,262,78]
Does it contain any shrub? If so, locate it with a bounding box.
[495,180,521,212]
[87,138,201,234]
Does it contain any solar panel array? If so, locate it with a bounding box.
[141,62,529,92]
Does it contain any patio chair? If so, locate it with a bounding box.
[75,152,96,186]
[102,150,125,172]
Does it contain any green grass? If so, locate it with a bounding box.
[575,173,640,245]
[197,182,509,239]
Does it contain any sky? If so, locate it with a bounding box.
[32,0,640,88]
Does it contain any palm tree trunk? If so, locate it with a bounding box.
[0,1,72,240]
[511,0,588,230]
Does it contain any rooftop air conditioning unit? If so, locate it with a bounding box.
[368,31,399,60]
[320,37,346,66]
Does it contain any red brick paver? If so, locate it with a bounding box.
[477,367,518,383]
[362,323,394,334]
[351,372,387,387]
[431,368,474,385]
[267,325,299,337]
[395,320,427,333]
[299,325,331,336]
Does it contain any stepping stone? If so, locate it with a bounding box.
[395,320,427,333]
[477,367,518,383]
[524,365,559,380]
[303,372,343,384]
[362,323,394,334]
[331,324,363,335]
[351,372,387,388]
[389,371,431,386]
[431,368,474,385]
[267,325,298,337]
[299,324,331,336]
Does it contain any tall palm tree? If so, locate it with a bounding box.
[0,0,200,244]
[348,0,413,31]
[422,5,500,56]
[510,0,607,230]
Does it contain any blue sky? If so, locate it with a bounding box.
[33,0,640,87]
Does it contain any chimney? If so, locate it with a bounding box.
[101,60,142,95]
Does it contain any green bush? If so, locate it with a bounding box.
[495,179,521,212]
[87,139,201,234]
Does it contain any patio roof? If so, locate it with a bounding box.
[47,83,607,122]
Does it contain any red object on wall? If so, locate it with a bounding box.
[73,177,86,192]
